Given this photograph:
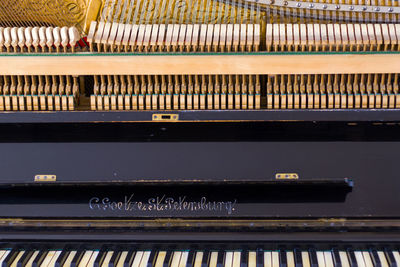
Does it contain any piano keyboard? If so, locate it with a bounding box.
[0,248,399,267]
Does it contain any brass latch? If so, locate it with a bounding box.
[275,173,299,180]
[34,175,57,182]
[152,114,179,121]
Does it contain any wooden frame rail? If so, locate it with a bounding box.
[0,53,399,75]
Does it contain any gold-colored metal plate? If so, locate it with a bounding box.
[152,114,179,121]
[275,173,299,179]
[34,175,57,182]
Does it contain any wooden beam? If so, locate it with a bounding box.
[0,53,399,75]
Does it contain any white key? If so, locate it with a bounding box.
[154,252,167,267]
[354,252,366,267]
[48,251,62,267]
[86,250,100,267]
[193,252,203,267]
[100,251,114,267]
[323,252,334,267]
[264,252,272,267]
[10,251,25,267]
[339,252,350,267]
[171,252,182,267]
[287,252,295,267]
[25,251,40,267]
[392,251,400,267]
[209,252,219,267]
[179,252,189,267]
[0,251,6,261]
[139,251,151,267]
[62,251,77,267]
[377,252,389,267]
[41,251,57,267]
[78,251,94,267]
[362,252,373,267]
[271,252,279,267]
[131,252,143,267]
[0,251,11,266]
[302,252,311,267]
[225,252,233,267]
[317,252,326,267]
[248,252,256,267]
[115,251,128,267]
[232,252,240,267]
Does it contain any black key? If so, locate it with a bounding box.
[347,250,358,267]
[32,250,48,267]
[200,250,208,267]
[186,251,196,267]
[216,252,224,267]
[109,250,121,267]
[385,249,397,267]
[146,251,156,267]
[241,251,248,267]
[294,249,303,267]
[164,250,174,267]
[123,250,135,267]
[55,250,69,267]
[70,249,85,267]
[309,249,318,267]
[280,251,288,267]
[93,249,107,267]
[18,250,34,267]
[370,250,382,267]
[256,250,263,267]
[332,249,342,267]
[2,249,19,267]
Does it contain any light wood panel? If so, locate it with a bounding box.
[0,53,399,75]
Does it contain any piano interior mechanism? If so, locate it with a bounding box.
[0,0,400,266]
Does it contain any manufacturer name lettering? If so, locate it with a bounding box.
[89,194,237,215]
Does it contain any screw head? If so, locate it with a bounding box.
[335,5,340,9]
[388,7,394,12]
[349,5,354,10]
[309,3,314,8]
[296,2,301,7]
[322,4,328,9]
[374,7,380,11]
[362,6,367,10]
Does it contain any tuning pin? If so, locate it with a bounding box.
[32,27,40,52]
[68,26,80,52]
[24,27,33,52]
